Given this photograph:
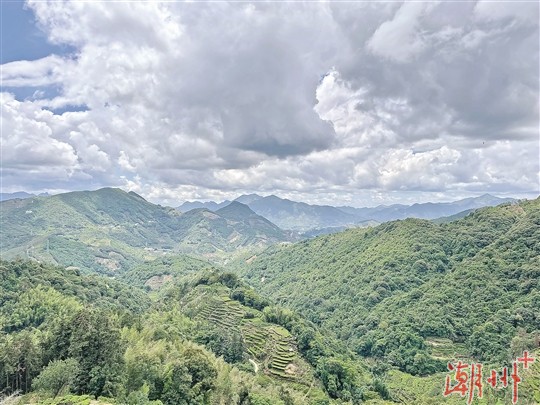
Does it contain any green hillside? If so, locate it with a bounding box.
[2,196,538,404]
[235,199,540,377]
[0,188,290,275]
[175,203,291,256]
[431,208,476,224]
[0,260,385,405]
[0,259,150,330]
[119,255,216,290]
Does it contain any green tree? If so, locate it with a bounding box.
[69,309,125,398]
[195,324,244,364]
[32,358,79,398]
[43,308,125,398]
[0,330,40,394]
[162,347,217,405]
[315,358,362,403]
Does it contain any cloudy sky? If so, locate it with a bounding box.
[1,1,538,207]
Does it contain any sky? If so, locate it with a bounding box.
[1,1,539,207]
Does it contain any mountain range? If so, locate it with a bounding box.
[0,188,290,274]
[2,189,516,233]
[178,193,516,231]
[1,189,538,404]
[1,188,519,275]
[0,191,49,201]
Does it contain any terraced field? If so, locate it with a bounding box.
[266,327,297,378]
[243,324,267,359]
[183,285,308,382]
[425,337,469,362]
[197,295,245,329]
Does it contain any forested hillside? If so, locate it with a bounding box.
[0,260,390,405]
[0,189,290,274]
[236,199,540,376]
[2,194,539,405]
[2,198,539,404]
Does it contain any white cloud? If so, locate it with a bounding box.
[1,55,67,87]
[118,151,136,172]
[378,146,462,190]
[1,94,80,189]
[1,1,538,205]
[474,1,539,23]
[367,2,432,63]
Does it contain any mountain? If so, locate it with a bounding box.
[179,194,360,231]
[0,188,290,274]
[177,199,231,212]
[431,208,476,224]
[339,194,516,222]
[216,200,260,220]
[174,203,291,256]
[177,193,516,232]
[234,193,264,205]
[0,191,50,201]
[242,195,359,231]
[1,191,34,201]
[234,198,540,378]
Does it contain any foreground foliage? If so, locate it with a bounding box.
[0,260,380,404]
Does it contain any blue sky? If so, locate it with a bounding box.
[1,1,76,62]
[1,1,73,102]
[2,2,48,64]
[1,1,538,206]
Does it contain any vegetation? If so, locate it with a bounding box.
[1,193,538,404]
[119,255,216,290]
[235,199,540,378]
[0,188,290,275]
[0,260,383,404]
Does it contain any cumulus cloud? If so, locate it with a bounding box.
[367,2,431,63]
[1,1,538,205]
[1,55,67,87]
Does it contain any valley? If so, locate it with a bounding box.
[0,190,538,404]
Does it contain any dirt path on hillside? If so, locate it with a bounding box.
[249,358,259,373]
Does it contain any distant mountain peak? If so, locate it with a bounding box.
[264,194,284,201]
[224,200,251,208]
[216,201,256,219]
[96,187,123,193]
[178,192,519,233]
[234,194,264,204]
[177,199,231,212]
[474,193,500,202]
[0,191,36,202]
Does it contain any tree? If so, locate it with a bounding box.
[32,358,79,398]
[195,324,244,364]
[0,330,40,394]
[44,308,125,398]
[315,357,363,403]
[71,309,125,398]
[162,346,217,405]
